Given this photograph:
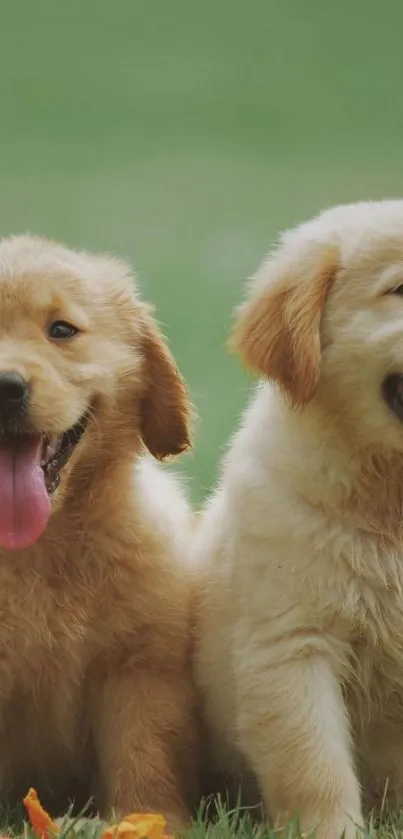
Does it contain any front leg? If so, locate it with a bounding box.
[90,662,200,832]
[236,643,363,839]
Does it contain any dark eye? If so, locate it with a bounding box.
[48,320,78,340]
[393,285,403,295]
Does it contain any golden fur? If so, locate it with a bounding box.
[195,201,403,838]
[0,235,199,829]
[230,245,338,403]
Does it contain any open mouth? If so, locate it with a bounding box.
[382,373,403,422]
[0,411,90,551]
[40,412,89,495]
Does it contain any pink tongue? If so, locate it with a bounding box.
[0,436,51,550]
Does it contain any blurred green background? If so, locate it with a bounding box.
[1,0,403,502]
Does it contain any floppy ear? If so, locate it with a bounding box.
[138,313,191,460]
[230,243,339,404]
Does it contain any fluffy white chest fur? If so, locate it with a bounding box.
[196,386,403,837]
[197,385,403,720]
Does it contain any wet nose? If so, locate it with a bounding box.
[0,371,28,415]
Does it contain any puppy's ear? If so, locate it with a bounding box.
[230,243,339,404]
[139,313,191,460]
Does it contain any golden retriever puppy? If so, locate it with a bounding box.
[0,234,199,830]
[194,201,403,838]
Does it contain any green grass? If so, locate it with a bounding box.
[187,803,403,839]
[6,800,403,839]
[3,796,403,839]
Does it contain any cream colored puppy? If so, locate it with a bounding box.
[195,201,403,839]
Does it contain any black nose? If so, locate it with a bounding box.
[0,372,28,414]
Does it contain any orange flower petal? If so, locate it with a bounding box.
[123,814,166,839]
[23,788,59,839]
[101,813,167,839]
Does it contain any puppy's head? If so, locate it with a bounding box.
[231,200,403,450]
[0,235,191,550]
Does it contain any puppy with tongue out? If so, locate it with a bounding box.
[0,378,84,550]
[0,236,199,831]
